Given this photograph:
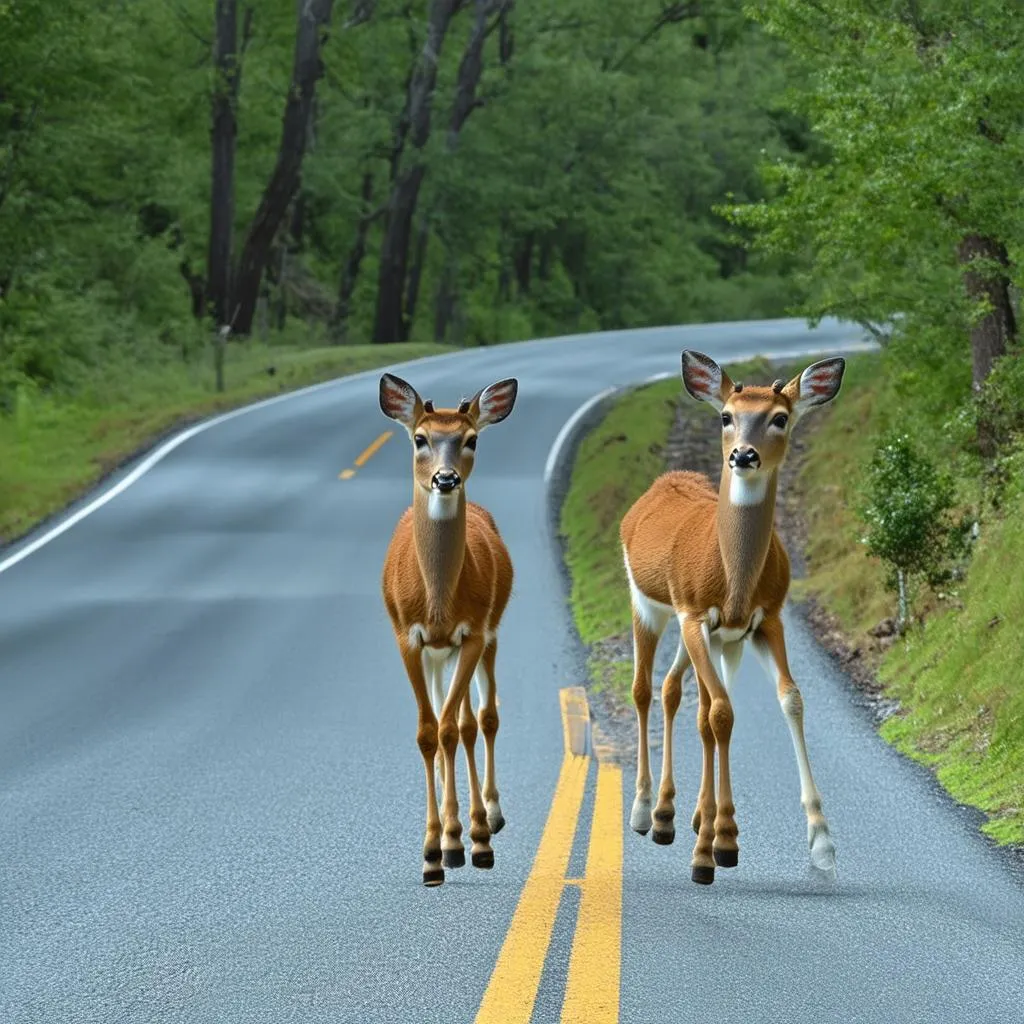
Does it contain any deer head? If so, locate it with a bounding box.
[680,350,845,478]
[379,373,518,508]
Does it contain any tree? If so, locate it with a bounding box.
[733,0,1024,392]
[859,433,968,632]
[232,0,335,336]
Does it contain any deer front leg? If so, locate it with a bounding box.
[439,636,486,870]
[753,614,837,877]
[651,639,691,846]
[400,643,445,886]
[475,639,505,835]
[682,616,737,885]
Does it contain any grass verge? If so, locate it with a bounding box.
[559,348,1023,846]
[0,341,453,544]
[794,355,1024,846]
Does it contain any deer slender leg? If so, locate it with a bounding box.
[475,640,505,835]
[682,616,736,885]
[709,640,744,868]
[628,606,669,835]
[401,642,445,886]
[753,614,837,876]
[428,653,446,797]
[459,689,492,868]
[439,636,486,870]
[651,638,691,845]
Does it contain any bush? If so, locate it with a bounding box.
[858,433,971,631]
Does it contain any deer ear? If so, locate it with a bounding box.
[468,378,518,430]
[681,351,733,411]
[379,373,424,433]
[782,357,845,420]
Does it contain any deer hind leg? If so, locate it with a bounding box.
[628,607,669,836]
[651,638,691,846]
[438,636,486,870]
[459,689,493,869]
[475,638,505,836]
[753,615,836,877]
[682,617,737,885]
[401,643,445,886]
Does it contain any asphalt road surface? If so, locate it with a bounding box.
[2,319,1022,1024]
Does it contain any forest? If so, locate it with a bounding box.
[0,0,807,408]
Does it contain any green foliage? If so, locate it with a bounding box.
[732,0,1024,356]
[858,434,969,615]
[1,0,813,407]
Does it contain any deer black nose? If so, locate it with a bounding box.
[730,447,761,470]
[432,470,461,493]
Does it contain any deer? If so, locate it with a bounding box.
[619,350,845,885]
[379,372,517,887]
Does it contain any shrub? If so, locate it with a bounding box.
[859,432,971,631]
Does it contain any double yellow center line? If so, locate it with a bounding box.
[475,687,623,1024]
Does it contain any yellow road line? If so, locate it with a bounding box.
[474,753,589,1024]
[561,763,624,1024]
[354,430,393,466]
[339,431,393,479]
[474,691,591,1024]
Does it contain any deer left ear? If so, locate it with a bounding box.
[782,357,846,420]
[468,378,518,430]
[379,373,424,433]
[681,350,734,412]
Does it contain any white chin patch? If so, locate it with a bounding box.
[729,472,768,507]
[428,490,460,521]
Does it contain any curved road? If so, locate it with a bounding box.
[1,319,1022,1023]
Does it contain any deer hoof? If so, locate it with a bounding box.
[713,847,739,868]
[691,864,715,885]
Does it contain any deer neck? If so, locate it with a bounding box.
[412,486,466,624]
[716,466,777,626]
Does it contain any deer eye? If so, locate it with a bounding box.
[770,414,789,430]
[721,412,733,427]
[464,435,478,451]
[413,434,429,450]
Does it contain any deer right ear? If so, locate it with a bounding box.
[681,351,733,411]
[379,373,424,433]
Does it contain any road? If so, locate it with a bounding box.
[1,318,1022,1023]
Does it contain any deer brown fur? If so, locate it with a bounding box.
[620,350,845,884]
[379,372,517,886]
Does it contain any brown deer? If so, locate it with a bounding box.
[620,350,845,885]
[379,372,517,886]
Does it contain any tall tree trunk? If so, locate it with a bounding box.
[207,0,241,329]
[403,216,430,340]
[434,259,457,342]
[957,233,1016,391]
[331,171,375,343]
[232,0,334,336]
[373,0,460,343]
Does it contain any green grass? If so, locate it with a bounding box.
[559,377,682,645]
[0,340,453,544]
[793,351,1023,846]
[876,498,1024,844]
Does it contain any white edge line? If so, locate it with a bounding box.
[541,339,877,488]
[0,347,472,577]
[0,335,878,577]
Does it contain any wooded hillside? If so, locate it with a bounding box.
[0,0,805,407]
